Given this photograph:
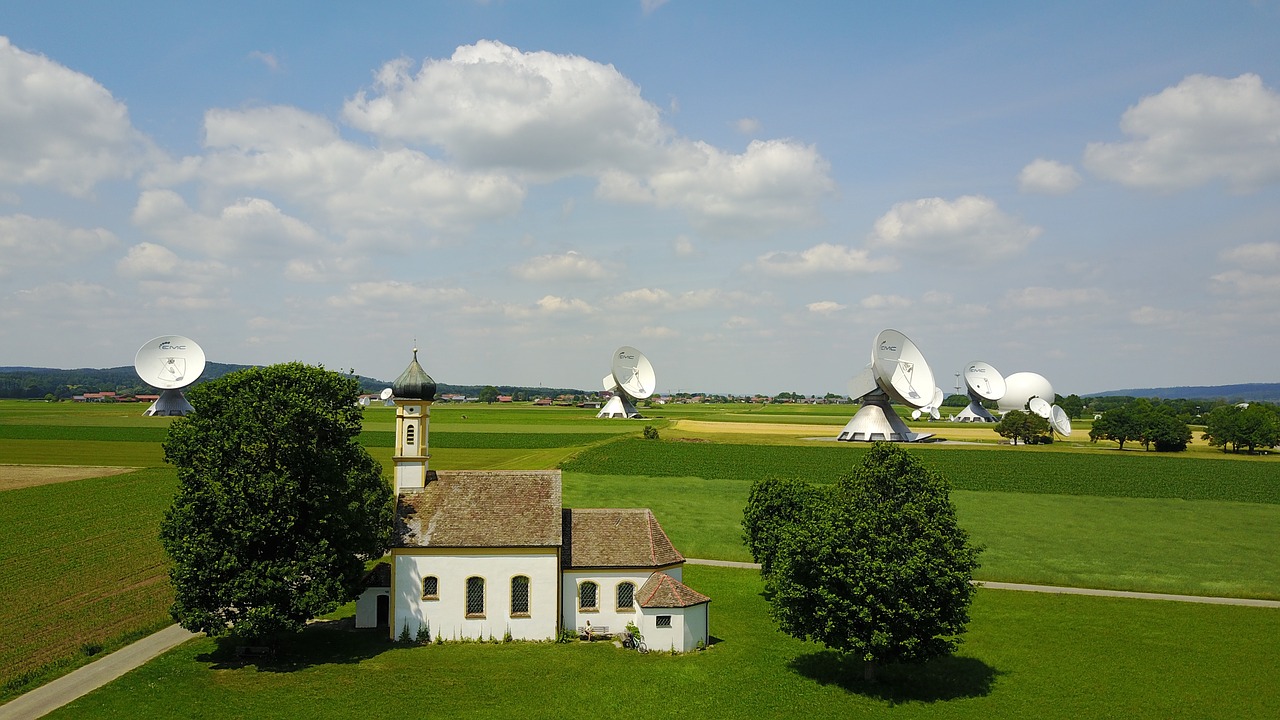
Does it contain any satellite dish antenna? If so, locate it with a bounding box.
[1028,396,1052,419]
[597,346,656,419]
[837,329,935,442]
[134,335,206,416]
[1050,404,1073,437]
[955,361,1004,423]
[379,387,394,401]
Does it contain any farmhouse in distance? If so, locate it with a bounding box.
[355,349,710,651]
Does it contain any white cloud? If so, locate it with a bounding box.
[860,294,911,309]
[724,315,756,329]
[1210,269,1280,296]
[530,294,594,315]
[605,286,768,312]
[1084,73,1280,191]
[149,105,526,246]
[754,242,897,276]
[325,281,471,308]
[1220,241,1280,267]
[512,251,608,281]
[641,325,678,338]
[0,36,156,195]
[1129,305,1192,326]
[132,190,326,261]
[343,41,668,176]
[1002,286,1100,309]
[601,139,835,234]
[641,0,670,14]
[115,242,227,279]
[806,300,847,314]
[870,195,1041,260]
[735,117,761,135]
[1,281,120,324]
[248,50,280,72]
[0,214,116,276]
[1018,159,1082,194]
[674,235,695,256]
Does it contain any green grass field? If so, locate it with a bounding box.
[1,399,1278,713]
[40,565,1280,720]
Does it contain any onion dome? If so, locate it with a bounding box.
[393,347,436,401]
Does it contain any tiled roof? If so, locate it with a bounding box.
[395,470,562,548]
[561,508,684,569]
[361,561,391,588]
[637,571,711,609]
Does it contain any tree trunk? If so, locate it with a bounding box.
[863,659,877,682]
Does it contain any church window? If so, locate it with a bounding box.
[422,575,438,600]
[405,423,415,445]
[511,575,530,617]
[466,576,485,617]
[578,581,598,611]
[616,582,635,611]
[656,615,672,628]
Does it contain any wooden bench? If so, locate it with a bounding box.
[577,625,610,640]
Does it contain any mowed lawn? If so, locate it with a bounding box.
[2,399,1279,710]
[43,565,1280,720]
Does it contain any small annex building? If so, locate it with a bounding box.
[355,348,709,652]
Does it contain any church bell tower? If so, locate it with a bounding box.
[391,346,437,492]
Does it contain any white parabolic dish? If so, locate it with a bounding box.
[134,335,205,390]
[997,372,1054,413]
[612,346,655,399]
[1028,397,1052,419]
[872,329,934,409]
[964,361,1006,401]
[1050,405,1073,436]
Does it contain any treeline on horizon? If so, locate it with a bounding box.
[2,364,1278,405]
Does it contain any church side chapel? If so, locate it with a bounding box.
[355,349,710,653]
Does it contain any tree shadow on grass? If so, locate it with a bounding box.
[789,650,1001,704]
[195,618,395,673]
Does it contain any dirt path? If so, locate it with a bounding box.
[0,465,136,492]
[685,558,1280,608]
[0,625,197,720]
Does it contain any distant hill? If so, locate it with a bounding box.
[1088,383,1280,403]
[0,364,588,401]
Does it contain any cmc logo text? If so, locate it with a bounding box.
[158,341,187,351]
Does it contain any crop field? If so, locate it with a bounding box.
[1,399,1277,711]
[42,565,1280,720]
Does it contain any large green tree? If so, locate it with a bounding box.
[160,363,393,641]
[757,443,980,681]
[994,409,1050,445]
[742,476,827,576]
[1203,403,1280,454]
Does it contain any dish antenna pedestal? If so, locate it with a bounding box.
[134,335,206,417]
[837,329,935,443]
[837,390,930,442]
[598,346,656,419]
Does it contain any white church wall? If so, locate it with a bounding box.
[561,569,656,635]
[393,550,560,641]
[355,587,389,629]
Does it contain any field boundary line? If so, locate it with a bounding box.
[684,558,1280,608]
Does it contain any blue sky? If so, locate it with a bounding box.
[3,1,1280,396]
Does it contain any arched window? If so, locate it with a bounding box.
[466,576,485,617]
[511,576,530,616]
[578,581,598,611]
[421,576,438,600]
[405,423,416,446]
[616,581,635,611]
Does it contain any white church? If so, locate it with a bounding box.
[355,349,710,652]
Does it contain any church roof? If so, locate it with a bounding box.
[395,470,562,548]
[393,347,437,401]
[561,508,684,569]
[637,571,711,608]
[361,561,391,588]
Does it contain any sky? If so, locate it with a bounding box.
[3,1,1280,397]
